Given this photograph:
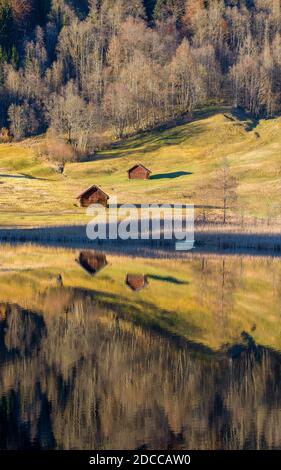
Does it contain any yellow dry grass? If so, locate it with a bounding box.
[0,110,281,226]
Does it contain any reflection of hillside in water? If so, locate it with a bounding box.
[1,288,281,450]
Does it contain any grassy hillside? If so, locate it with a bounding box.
[0,109,281,227]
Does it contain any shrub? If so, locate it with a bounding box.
[43,133,76,164]
[0,127,11,143]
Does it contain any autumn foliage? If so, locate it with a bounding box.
[0,0,281,146]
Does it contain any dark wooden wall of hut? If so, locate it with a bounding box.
[80,190,108,207]
[128,167,150,180]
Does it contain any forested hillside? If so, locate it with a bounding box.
[0,0,281,154]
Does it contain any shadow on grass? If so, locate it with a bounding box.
[0,173,50,181]
[150,171,192,180]
[92,122,205,162]
[84,107,253,164]
[230,107,259,131]
[147,274,188,285]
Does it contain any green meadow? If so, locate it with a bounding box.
[0,109,281,227]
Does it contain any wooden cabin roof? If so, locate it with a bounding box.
[76,185,109,200]
[127,164,151,174]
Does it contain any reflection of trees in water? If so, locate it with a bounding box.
[192,257,242,341]
[1,305,45,356]
[0,291,281,450]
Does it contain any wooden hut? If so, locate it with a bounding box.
[76,185,109,207]
[76,251,108,276]
[126,274,148,292]
[128,164,151,180]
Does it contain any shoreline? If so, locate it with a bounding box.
[0,224,281,257]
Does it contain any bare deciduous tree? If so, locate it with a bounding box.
[0,0,281,148]
[47,81,97,151]
[212,159,238,224]
[169,39,204,117]
[103,81,133,138]
[8,101,39,140]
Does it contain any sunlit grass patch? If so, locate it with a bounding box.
[0,110,281,226]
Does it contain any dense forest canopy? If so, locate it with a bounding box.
[0,0,281,151]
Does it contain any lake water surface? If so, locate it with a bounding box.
[0,243,281,450]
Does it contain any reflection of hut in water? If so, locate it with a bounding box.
[76,251,108,276]
[126,274,148,292]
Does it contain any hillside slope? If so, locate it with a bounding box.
[0,111,281,227]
